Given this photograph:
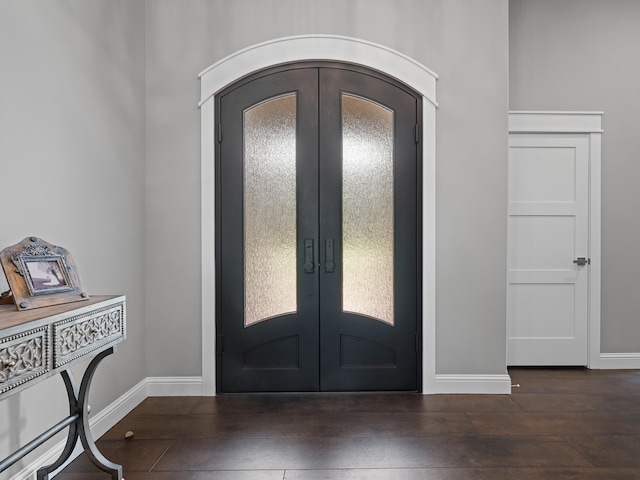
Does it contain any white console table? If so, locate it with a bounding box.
[0,295,126,479]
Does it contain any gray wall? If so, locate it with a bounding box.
[4,2,640,472]
[145,0,510,377]
[0,1,146,477]
[0,1,510,475]
[510,0,640,353]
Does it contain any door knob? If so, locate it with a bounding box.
[573,257,591,266]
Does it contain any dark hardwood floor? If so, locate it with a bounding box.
[56,368,640,479]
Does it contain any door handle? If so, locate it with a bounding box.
[573,257,591,266]
[304,239,315,273]
[325,238,335,273]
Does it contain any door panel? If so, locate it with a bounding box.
[218,68,320,392]
[507,135,589,365]
[217,64,419,392]
[318,68,418,391]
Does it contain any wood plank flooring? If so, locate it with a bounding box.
[56,368,640,479]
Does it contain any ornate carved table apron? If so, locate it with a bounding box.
[0,295,126,479]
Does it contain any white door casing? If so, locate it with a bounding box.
[507,111,602,367]
[199,35,438,394]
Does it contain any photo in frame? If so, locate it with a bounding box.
[0,237,89,310]
[22,256,73,294]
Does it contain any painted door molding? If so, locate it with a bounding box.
[507,111,602,368]
[200,35,438,395]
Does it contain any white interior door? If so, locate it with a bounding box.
[507,134,590,366]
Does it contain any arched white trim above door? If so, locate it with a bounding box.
[199,35,438,107]
[200,35,437,395]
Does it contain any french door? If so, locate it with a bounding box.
[216,63,421,392]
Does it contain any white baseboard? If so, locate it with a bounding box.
[145,376,203,397]
[10,376,204,480]
[598,353,640,370]
[435,374,512,394]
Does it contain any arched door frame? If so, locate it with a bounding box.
[199,35,438,395]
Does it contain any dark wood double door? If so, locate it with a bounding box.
[217,63,421,392]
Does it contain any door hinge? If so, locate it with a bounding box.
[217,123,223,143]
[415,333,421,353]
[415,124,420,144]
[217,335,224,353]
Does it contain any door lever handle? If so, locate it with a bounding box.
[304,239,315,273]
[573,257,591,266]
[325,238,335,273]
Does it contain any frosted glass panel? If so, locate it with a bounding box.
[342,94,395,325]
[244,94,297,326]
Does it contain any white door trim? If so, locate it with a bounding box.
[508,111,602,369]
[200,35,438,395]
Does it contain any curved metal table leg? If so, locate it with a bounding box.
[35,371,80,479]
[36,347,123,480]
